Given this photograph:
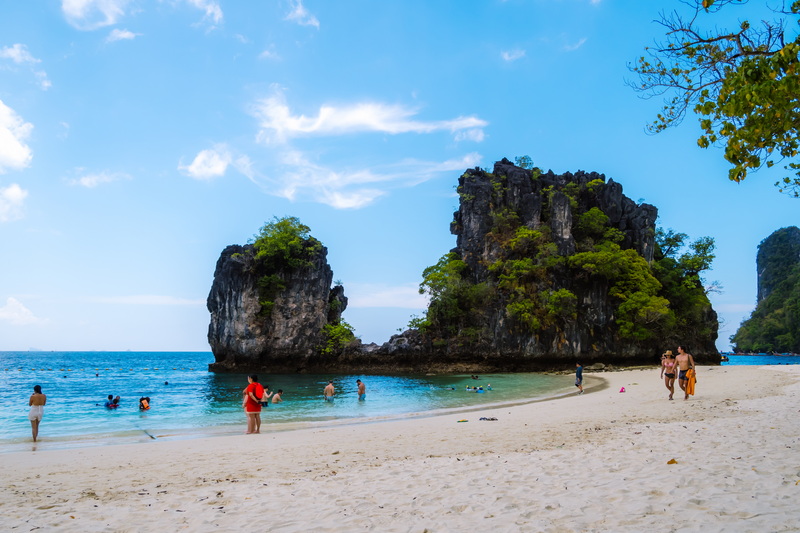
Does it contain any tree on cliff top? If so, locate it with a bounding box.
[629,0,800,197]
[252,216,322,270]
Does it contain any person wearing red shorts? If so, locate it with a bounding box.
[243,374,265,434]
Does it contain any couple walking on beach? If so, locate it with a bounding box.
[660,346,696,400]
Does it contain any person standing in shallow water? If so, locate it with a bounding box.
[356,379,366,401]
[28,385,46,442]
[323,380,335,402]
[243,375,265,434]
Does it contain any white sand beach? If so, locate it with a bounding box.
[2,365,799,532]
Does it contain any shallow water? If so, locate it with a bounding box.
[721,354,800,366]
[1,351,574,451]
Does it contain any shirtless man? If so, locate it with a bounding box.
[271,389,283,403]
[356,379,366,401]
[29,385,47,442]
[323,381,335,402]
[675,345,696,400]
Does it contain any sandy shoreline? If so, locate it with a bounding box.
[3,365,799,532]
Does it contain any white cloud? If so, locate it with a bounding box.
[179,145,232,180]
[67,170,129,188]
[106,28,139,42]
[261,150,482,209]
[0,100,33,173]
[0,43,40,64]
[253,88,487,144]
[564,37,588,51]
[286,0,319,28]
[0,183,28,222]
[0,297,43,325]
[259,45,280,60]
[0,44,51,90]
[244,88,486,209]
[93,295,206,306]
[186,0,223,26]
[501,49,526,62]
[347,283,428,309]
[62,0,130,30]
[454,129,485,142]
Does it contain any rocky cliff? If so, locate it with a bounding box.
[394,158,719,369]
[207,228,348,372]
[732,226,800,353]
[207,159,720,373]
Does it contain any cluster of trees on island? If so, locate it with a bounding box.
[411,160,717,351]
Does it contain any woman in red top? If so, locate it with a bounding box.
[243,374,264,434]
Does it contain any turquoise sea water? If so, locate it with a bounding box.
[721,354,800,366]
[1,351,574,452]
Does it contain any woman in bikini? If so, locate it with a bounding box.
[660,351,676,400]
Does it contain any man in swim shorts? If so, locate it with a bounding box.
[324,380,335,402]
[29,385,46,442]
[356,379,366,401]
[675,345,696,400]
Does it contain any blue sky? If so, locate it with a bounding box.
[0,0,796,352]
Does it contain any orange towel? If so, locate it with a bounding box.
[686,368,696,396]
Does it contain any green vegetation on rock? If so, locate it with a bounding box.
[731,227,800,353]
[415,166,716,346]
[250,216,323,317]
[320,320,358,356]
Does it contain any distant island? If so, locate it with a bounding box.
[731,226,800,354]
[207,158,720,373]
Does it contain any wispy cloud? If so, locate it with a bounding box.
[67,170,130,188]
[0,183,28,222]
[564,37,588,51]
[0,44,51,89]
[106,28,139,42]
[61,0,130,30]
[0,297,43,325]
[0,43,39,64]
[92,295,206,306]
[285,0,319,28]
[253,88,487,144]
[186,0,223,27]
[347,283,429,309]
[243,87,486,209]
[259,45,280,60]
[179,145,232,180]
[0,99,33,173]
[501,48,526,62]
[259,150,482,209]
[63,0,221,31]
